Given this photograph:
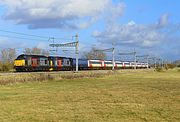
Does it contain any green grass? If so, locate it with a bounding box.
[0,70,180,122]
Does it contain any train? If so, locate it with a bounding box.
[14,54,149,72]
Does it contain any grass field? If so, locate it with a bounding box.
[0,69,179,122]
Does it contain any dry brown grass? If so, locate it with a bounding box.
[0,70,116,85]
[0,69,179,121]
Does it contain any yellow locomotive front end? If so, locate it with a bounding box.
[14,57,26,72]
[14,59,25,67]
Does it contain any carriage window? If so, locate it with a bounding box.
[105,62,112,64]
[124,63,130,65]
[90,61,101,64]
[116,63,123,65]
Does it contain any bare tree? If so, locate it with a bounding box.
[24,48,31,55]
[31,47,41,55]
[8,48,16,63]
[23,47,49,55]
[42,49,49,56]
[0,48,16,63]
[1,49,9,63]
[83,47,106,60]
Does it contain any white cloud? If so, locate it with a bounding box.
[127,20,136,26]
[93,22,165,47]
[106,2,126,23]
[92,12,180,49]
[92,13,180,60]
[158,13,169,27]
[0,0,125,29]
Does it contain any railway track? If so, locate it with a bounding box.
[0,71,74,76]
[0,70,108,75]
[0,69,151,76]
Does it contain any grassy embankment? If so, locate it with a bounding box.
[0,69,179,121]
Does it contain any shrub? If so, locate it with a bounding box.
[155,67,163,72]
[0,74,55,85]
[61,72,114,79]
[0,62,14,72]
[164,64,176,70]
[37,74,54,81]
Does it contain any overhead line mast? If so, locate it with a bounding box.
[49,34,79,72]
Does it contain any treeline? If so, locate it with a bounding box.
[82,47,106,60]
[23,47,49,56]
[0,47,49,72]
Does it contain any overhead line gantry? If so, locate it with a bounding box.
[49,34,79,72]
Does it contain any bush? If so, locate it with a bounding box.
[165,64,176,70]
[155,67,163,72]
[61,72,115,79]
[0,62,14,72]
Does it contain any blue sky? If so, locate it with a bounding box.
[0,0,179,61]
